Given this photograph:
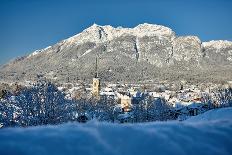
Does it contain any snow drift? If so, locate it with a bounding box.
[186,107,232,122]
[0,108,232,155]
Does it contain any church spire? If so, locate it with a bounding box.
[95,56,99,78]
[92,55,100,99]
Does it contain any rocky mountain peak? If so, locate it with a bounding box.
[64,23,175,46]
[202,40,232,49]
[134,23,175,38]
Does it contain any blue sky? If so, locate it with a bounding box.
[0,0,232,65]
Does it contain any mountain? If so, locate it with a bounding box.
[0,23,232,83]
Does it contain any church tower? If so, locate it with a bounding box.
[92,56,100,99]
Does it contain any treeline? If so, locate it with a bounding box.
[0,81,175,127]
[0,81,231,128]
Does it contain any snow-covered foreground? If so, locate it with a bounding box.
[0,108,232,155]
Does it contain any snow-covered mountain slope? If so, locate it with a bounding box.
[0,23,232,83]
[0,107,232,155]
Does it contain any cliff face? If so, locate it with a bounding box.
[0,23,232,83]
[202,40,232,67]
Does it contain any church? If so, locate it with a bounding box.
[92,57,100,99]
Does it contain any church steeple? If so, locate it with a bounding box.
[92,55,100,99]
[95,57,99,78]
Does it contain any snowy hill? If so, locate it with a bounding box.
[0,23,232,83]
[186,107,232,122]
[0,107,232,155]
